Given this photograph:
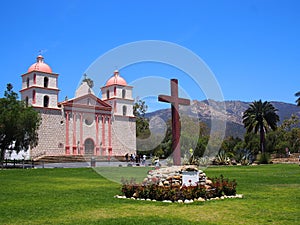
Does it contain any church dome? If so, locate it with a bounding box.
[105,70,127,86]
[28,55,52,73]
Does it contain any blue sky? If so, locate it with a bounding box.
[0,0,299,111]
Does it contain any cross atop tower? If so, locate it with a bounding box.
[83,73,87,80]
[158,79,190,165]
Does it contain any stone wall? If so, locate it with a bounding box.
[144,165,207,187]
[31,108,65,158]
[111,116,136,156]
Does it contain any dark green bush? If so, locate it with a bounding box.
[258,153,270,164]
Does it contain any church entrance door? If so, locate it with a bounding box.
[84,138,94,155]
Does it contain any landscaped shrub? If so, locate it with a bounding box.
[121,178,138,198]
[213,150,231,165]
[234,149,253,165]
[258,153,270,164]
[120,175,237,201]
[210,175,237,196]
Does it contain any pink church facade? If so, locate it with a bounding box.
[20,55,136,159]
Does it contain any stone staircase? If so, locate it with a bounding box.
[35,155,126,164]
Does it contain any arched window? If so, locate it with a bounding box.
[106,90,110,99]
[26,77,29,88]
[43,95,49,107]
[44,77,49,88]
[123,105,127,116]
[32,90,36,104]
[114,87,117,96]
[33,73,36,84]
[122,89,126,98]
[25,96,28,107]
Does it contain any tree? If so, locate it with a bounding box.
[133,99,148,117]
[134,100,152,155]
[134,99,150,138]
[221,136,243,156]
[0,84,41,164]
[295,91,300,106]
[265,115,300,155]
[243,132,260,155]
[242,100,279,154]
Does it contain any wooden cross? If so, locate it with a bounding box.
[158,79,190,165]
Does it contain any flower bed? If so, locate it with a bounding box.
[120,174,238,202]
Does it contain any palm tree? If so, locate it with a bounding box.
[295,91,300,106]
[242,100,279,154]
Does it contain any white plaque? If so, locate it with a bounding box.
[182,171,199,186]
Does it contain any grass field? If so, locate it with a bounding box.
[0,164,299,225]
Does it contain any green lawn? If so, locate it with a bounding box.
[0,164,299,225]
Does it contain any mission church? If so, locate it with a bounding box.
[19,55,136,159]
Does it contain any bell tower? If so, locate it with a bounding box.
[100,70,136,156]
[101,70,134,117]
[20,55,59,109]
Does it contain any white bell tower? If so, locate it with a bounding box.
[20,55,59,109]
[101,70,134,117]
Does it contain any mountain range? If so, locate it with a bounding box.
[146,100,300,138]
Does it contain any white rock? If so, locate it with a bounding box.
[236,194,243,198]
[206,179,213,185]
[184,199,194,204]
[163,180,170,185]
[198,197,205,202]
[178,200,183,203]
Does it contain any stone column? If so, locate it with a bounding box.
[101,115,106,156]
[72,113,77,155]
[65,111,70,155]
[79,113,84,155]
[95,114,100,156]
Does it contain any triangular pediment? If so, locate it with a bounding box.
[59,94,112,111]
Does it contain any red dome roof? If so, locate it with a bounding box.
[28,55,52,73]
[105,70,127,86]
